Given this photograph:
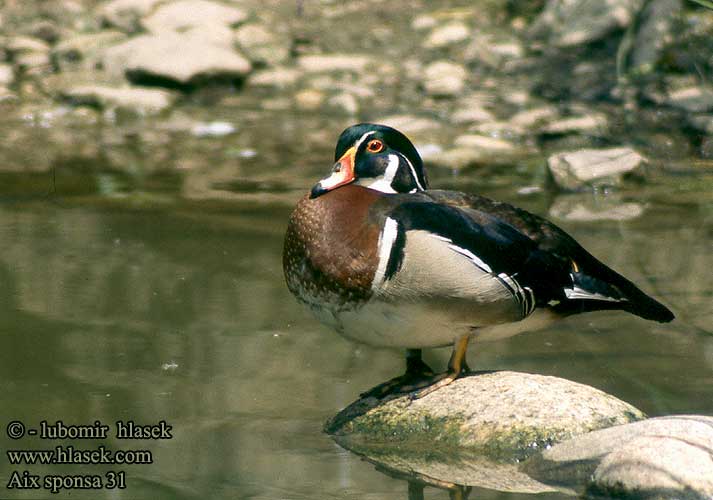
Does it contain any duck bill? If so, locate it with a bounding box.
[310,147,356,198]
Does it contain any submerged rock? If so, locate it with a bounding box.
[59,84,176,114]
[548,147,646,190]
[667,86,713,113]
[326,371,644,460]
[525,415,713,499]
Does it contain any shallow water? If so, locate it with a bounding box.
[0,106,712,499]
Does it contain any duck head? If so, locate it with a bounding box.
[310,123,429,198]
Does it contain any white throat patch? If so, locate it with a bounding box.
[357,154,400,193]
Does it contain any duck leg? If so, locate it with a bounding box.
[411,335,470,399]
[359,349,434,399]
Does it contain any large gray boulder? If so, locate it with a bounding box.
[103,31,251,88]
[525,415,713,499]
[548,147,646,190]
[326,371,645,459]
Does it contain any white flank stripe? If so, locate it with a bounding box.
[449,244,493,273]
[372,217,399,291]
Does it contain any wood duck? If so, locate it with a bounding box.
[283,123,674,398]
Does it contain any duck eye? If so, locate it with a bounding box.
[366,139,384,153]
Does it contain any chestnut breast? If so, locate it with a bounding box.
[283,185,383,309]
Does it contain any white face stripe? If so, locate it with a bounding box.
[353,131,376,153]
[358,154,400,193]
[371,217,399,291]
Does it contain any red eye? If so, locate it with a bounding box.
[366,139,384,153]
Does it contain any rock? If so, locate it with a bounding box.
[53,31,127,70]
[411,14,437,31]
[509,106,560,129]
[327,92,358,115]
[628,0,681,76]
[549,195,644,221]
[464,34,524,68]
[141,0,248,32]
[525,416,713,499]
[28,20,62,44]
[59,84,175,114]
[687,114,713,135]
[451,106,495,124]
[453,134,517,153]
[98,0,165,32]
[4,36,51,73]
[376,114,442,136]
[294,89,325,111]
[667,86,713,113]
[297,54,373,73]
[541,113,608,136]
[0,64,14,86]
[248,67,300,88]
[529,0,644,48]
[423,22,471,49]
[326,371,645,459]
[103,32,251,88]
[190,121,235,137]
[422,61,467,97]
[548,148,646,190]
[233,23,289,67]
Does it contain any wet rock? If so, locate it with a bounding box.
[451,106,495,125]
[28,20,62,45]
[529,0,643,48]
[509,106,560,129]
[248,67,300,88]
[411,14,438,31]
[471,121,525,140]
[4,36,52,73]
[423,22,471,49]
[687,114,713,135]
[628,0,681,76]
[464,34,525,68]
[53,31,127,70]
[453,134,517,153]
[326,372,644,458]
[103,32,251,88]
[526,416,713,499]
[233,23,289,67]
[191,121,235,137]
[667,86,713,113]
[297,54,372,73]
[549,195,644,221]
[59,84,176,114]
[294,89,325,111]
[376,114,442,136]
[541,112,608,136]
[548,147,646,190]
[422,60,467,97]
[327,92,358,115]
[98,0,165,33]
[142,0,248,32]
[0,64,14,87]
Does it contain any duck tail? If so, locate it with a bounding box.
[556,268,674,323]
